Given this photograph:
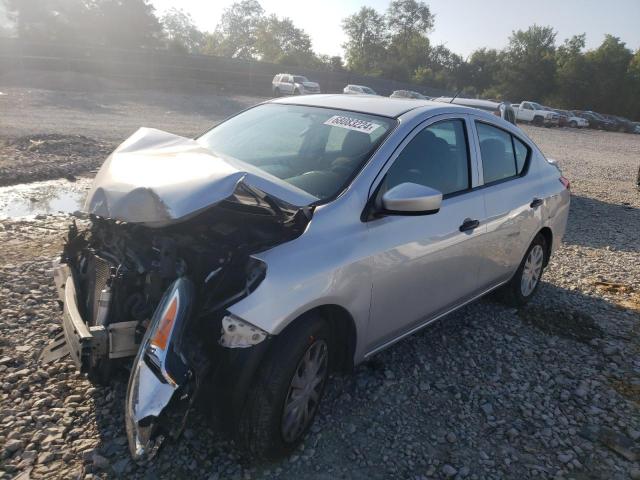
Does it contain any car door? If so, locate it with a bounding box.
[470,118,542,290]
[284,75,295,94]
[365,115,488,354]
[520,102,534,122]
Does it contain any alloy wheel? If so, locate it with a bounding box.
[281,339,328,443]
[521,245,544,296]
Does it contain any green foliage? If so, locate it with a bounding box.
[161,8,204,54]
[341,7,388,76]
[4,0,640,119]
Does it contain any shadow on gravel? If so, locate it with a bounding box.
[563,194,639,252]
[517,305,604,343]
[77,279,640,479]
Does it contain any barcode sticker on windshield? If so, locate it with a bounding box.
[324,115,381,134]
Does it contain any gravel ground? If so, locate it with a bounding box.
[1,86,639,479]
[0,80,263,186]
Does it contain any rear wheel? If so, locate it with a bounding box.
[294,88,301,95]
[533,116,544,126]
[273,87,280,97]
[498,233,547,307]
[238,314,330,459]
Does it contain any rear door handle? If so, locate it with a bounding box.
[530,198,543,208]
[459,218,480,232]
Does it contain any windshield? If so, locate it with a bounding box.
[293,76,309,83]
[530,102,544,110]
[362,86,377,95]
[197,104,395,201]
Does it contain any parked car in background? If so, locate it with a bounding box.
[574,111,616,131]
[43,94,570,462]
[551,109,589,128]
[344,84,378,95]
[602,114,636,133]
[634,122,640,134]
[514,101,560,127]
[272,74,321,96]
[436,97,516,125]
[390,90,431,100]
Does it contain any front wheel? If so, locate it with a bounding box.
[237,314,330,459]
[498,233,547,307]
[569,120,577,128]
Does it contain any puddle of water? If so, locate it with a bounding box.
[0,177,93,219]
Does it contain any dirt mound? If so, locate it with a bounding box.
[8,134,112,157]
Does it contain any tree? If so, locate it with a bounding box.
[5,0,97,43]
[161,8,204,54]
[386,0,434,52]
[92,0,163,49]
[255,14,315,66]
[467,48,503,97]
[553,34,590,108]
[502,24,557,101]
[214,0,264,59]
[585,35,633,114]
[317,54,345,72]
[342,7,387,75]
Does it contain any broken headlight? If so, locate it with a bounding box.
[125,277,194,461]
[219,314,268,348]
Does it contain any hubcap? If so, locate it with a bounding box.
[521,244,544,296]
[281,339,328,443]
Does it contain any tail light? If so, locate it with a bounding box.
[559,176,570,190]
[493,110,501,117]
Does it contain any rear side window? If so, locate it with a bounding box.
[476,122,529,184]
[382,119,470,196]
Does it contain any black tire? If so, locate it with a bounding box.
[498,233,547,307]
[273,87,280,97]
[237,313,331,459]
[294,88,300,95]
[533,116,544,126]
[569,120,577,128]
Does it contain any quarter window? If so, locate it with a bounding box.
[382,119,470,196]
[476,122,529,184]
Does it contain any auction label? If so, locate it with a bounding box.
[324,115,381,134]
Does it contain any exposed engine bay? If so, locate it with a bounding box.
[41,181,311,461]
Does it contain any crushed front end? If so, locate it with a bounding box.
[42,182,310,461]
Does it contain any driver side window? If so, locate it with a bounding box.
[382,119,470,196]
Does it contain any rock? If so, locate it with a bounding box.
[38,451,55,464]
[15,345,31,352]
[112,458,130,475]
[441,464,457,477]
[445,432,456,443]
[558,453,572,464]
[4,439,22,456]
[629,468,640,480]
[91,452,109,470]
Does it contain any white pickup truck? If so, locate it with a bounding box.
[513,101,560,127]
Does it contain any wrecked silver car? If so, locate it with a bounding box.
[42,95,569,461]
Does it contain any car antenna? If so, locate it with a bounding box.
[449,90,461,103]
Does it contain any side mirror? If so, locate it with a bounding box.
[380,182,442,215]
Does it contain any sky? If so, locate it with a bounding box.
[150,0,640,59]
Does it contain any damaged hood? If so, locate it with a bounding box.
[85,128,318,226]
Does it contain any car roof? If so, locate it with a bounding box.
[269,94,463,118]
[435,97,505,109]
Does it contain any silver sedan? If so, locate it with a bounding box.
[45,94,570,461]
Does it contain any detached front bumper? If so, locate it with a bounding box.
[41,262,139,371]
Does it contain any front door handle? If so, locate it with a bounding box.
[530,198,543,208]
[459,218,480,232]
